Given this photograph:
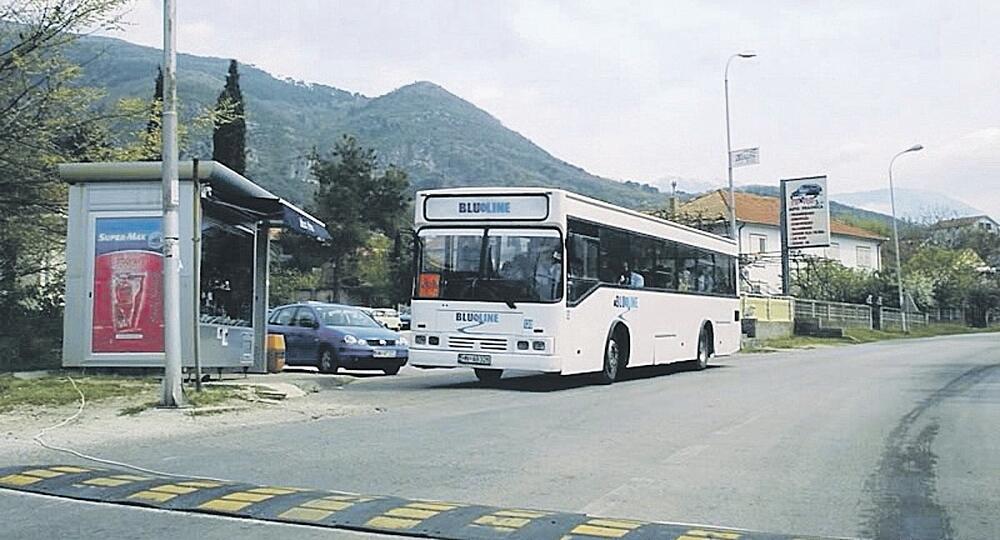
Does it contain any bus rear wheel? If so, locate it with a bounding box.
[693,328,711,371]
[597,335,622,384]
[474,369,502,385]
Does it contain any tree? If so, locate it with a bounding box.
[282,135,410,300]
[142,66,163,160]
[212,59,246,174]
[791,258,893,305]
[0,0,129,369]
[904,246,985,309]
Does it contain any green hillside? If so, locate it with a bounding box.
[67,34,666,209]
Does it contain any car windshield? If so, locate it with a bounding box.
[416,228,563,303]
[314,307,381,328]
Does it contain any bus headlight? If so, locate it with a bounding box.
[415,335,426,345]
[517,340,529,351]
[428,336,440,346]
[532,341,546,351]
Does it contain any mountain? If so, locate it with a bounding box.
[832,188,983,222]
[65,34,667,210]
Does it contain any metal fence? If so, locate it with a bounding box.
[741,295,793,322]
[928,307,966,324]
[879,307,929,331]
[793,298,873,329]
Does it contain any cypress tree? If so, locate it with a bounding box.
[144,66,163,161]
[212,59,246,174]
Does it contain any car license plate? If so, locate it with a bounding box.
[373,349,396,358]
[458,353,491,365]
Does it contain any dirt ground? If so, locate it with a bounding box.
[0,369,386,464]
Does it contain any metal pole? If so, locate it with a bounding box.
[724,56,737,246]
[192,160,203,391]
[887,145,922,334]
[160,0,183,406]
[888,155,906,333]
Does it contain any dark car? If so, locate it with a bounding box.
[791,183,823,200]
[267,302,408,375]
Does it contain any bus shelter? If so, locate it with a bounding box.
[59,160,329,373]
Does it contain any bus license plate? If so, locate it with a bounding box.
[373,349,396,358]
[458,353,491,365]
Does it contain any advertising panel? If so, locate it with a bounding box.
[91,217,164,353]
[782,176,831,249]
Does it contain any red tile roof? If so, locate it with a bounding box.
[679,190,887,241]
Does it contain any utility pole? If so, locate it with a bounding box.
[160,0,183,407]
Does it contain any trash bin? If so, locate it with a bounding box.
[266,334,286,373]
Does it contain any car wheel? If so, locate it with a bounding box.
[382,365,401,376]
[318,348,338,374]
[474,369,502,385]
[597,335,620,385]
[693,328,711,371]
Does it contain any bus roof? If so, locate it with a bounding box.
[415,187,736,255]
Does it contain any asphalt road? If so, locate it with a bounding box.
[3,332,998,539]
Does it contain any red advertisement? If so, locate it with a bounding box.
[91,217,164,353]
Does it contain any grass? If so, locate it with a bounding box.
[0,374,157,413]
[0,373,243,415]
[744,323,1000,353]
[117,386,241,416]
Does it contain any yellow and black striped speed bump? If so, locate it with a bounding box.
[0,465,840,539]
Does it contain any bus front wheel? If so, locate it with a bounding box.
[474,369,502,385]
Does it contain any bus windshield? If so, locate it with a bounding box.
[416,228,563,304]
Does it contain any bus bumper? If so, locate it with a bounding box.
[409,349,562,373]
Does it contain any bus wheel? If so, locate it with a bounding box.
[693,328,711,371]
[598,335,621,384]
[474,369,502,385]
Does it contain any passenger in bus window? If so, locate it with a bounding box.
[619,261,645,289]
[697,267,715,292]
[534,250,563,300]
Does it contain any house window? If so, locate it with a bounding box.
[856,245,872,268]
[748,233,767,254]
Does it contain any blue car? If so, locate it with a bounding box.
[791,183,823,200]
[267,302,408,375]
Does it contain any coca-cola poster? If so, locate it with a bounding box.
[92,217,164,353]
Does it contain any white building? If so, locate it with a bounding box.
[679,191,886,295]
[932,215,999,239]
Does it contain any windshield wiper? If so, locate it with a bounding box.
[478,278,517,309]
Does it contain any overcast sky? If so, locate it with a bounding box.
[109,0,999,217]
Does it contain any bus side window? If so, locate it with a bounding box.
[652,239,678,290]
[601,227,631,284]
[567,232,600,302]
[677,245,697,292]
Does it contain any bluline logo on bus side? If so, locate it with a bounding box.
[614,296,639,310]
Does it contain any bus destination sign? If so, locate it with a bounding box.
[424,194,549,221]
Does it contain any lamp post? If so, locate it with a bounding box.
[724,52,756,247]
[888,144,924,333]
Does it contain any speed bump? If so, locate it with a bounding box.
[0,465,843,540]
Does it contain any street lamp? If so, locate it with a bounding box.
[724,52,756,248]
[888,144,923,333]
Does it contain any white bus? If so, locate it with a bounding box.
[408,187,740,384]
